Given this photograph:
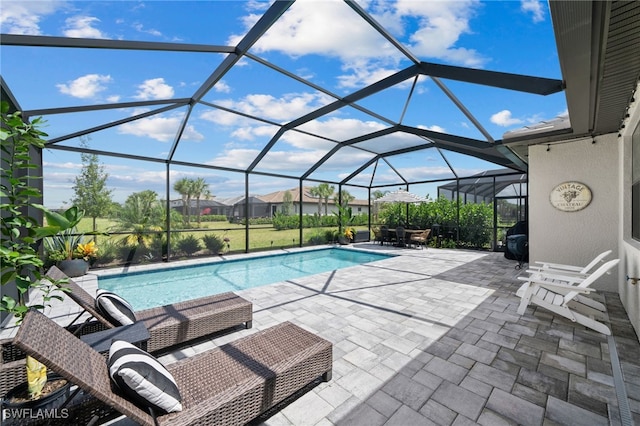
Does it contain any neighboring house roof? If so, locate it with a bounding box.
[217,195,267,206]
[171,187,370,208]
[169,199,227,208]
[260,187,369,206]
[260,187,318,204]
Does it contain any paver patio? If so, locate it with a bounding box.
[9,244,639,425]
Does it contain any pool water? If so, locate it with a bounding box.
[99,248,392,310]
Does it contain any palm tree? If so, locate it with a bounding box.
[308,186,322,216]
[190,177,210,227]
[173,177,191,225]
[115,190,164,247]
[335,189,355,208]
[318,183,335,216]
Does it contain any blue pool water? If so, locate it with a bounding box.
[99,248,392,310]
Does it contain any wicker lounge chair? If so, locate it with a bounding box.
[1,266,254,397]
[46,265,253,353]
[13,309,333,425]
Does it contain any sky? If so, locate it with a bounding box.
[0,0,564,209]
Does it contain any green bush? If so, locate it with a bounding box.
[272,213,299,230]
[306,230,328,245]
[458,202,493,248]
[117,243,148,264]
[200,214,228,222]
[176,234,201,256]
[202,234,225,254]
[93,238,117,266]
[378,196,493,248]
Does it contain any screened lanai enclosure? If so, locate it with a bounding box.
[2,0,573,265]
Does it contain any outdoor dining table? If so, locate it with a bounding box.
[396,229,424,248]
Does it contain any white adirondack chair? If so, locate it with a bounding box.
[516,258,620,335]
[528,249,612,278]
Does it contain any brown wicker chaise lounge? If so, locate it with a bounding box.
[46,265,253,353]
[14,309,333,425]
[1,266,253,396]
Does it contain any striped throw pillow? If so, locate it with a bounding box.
[95,289,136,326]
[108,340,182,413]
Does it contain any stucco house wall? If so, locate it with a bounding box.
[528,81,640,339]
[620,83,640,338]
[528,134,620,292]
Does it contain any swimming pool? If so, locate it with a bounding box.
[99,248,392,310]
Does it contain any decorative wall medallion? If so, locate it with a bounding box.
[550,181,592,212]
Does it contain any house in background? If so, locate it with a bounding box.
[218,195,269,220]
[169,199,231,218]
[259,187,369,218]
[170,187,370,220]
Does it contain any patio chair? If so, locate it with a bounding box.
[13,309,333,426]
[528,249,612,277]
[380,226,393,246]
[46,266,253,353]
[395,226,405,247]
[515,258,620,335]
[409,229,431,249]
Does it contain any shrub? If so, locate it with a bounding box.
[272,213,300,230]
[306,230,328,245]
[176,234,201,256]
[200,214,228,222]
[117,243,147,264]
[93,238,117,266]
[458,202,493,248]
[202,234,225,254]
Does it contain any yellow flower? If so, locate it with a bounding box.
[76,241,98,260]
[343,227,354,240]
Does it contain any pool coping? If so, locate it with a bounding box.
[91,243,394,277]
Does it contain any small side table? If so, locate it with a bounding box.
[80,322,150,353]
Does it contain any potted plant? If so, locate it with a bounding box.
[338,227,354,245]
[0,101,75,405]
[44,209,97,277]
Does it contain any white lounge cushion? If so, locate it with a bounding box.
[108,340,182,413]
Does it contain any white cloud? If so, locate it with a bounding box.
[230,124,276,141]
[490,110,523,127]
[119,114,204,142]
[294,117,387,145]
[214,80,232,93]
[236,0,399,61]
[233,0,486,91]
[133,22,162,37]
[134,78,175,100]
[56,74,112,99]
[337,61,401,89]
[0,1,62,35]
[419,124,446,133]
[201,92,334,125]
[521,0,545,23]
[207,145,370,174]
[393,0,485,67]
[392,165,455,181]
[63,16,107,39]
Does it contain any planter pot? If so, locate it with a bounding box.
[2,374,71,425]
[338,236,351,245]
[57,259,89,277]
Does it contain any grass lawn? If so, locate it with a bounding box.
[76,218,370,252]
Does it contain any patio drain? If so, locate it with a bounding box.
[608,335,634,426]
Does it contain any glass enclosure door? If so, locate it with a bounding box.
[494,196,527,251]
